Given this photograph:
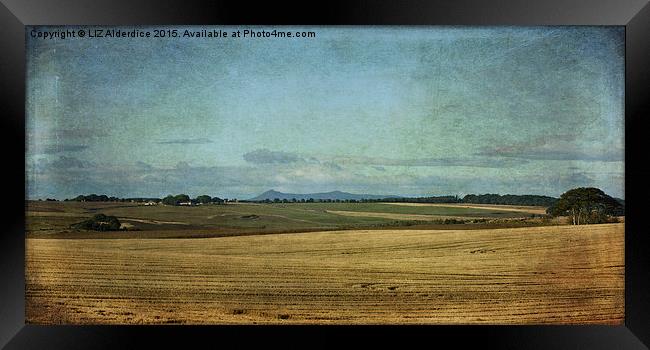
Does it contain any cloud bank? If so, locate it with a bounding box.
[27,154,623,200]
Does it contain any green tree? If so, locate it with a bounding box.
[546,187,623,225]
[174,194,190,203]
[162,195,177,205]
[195,195,212,204]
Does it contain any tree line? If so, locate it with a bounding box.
[64,193,230,205]
[243,194,558,207]
[461,194,558,207]
[161,194,226,205]
[64,192,558,207]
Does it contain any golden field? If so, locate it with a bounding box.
[26,223,624,324]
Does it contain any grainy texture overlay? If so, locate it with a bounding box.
[26,26,624,200]
[25,26,625,325]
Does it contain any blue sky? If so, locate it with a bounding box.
[26,26,624,199]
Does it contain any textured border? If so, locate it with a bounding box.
[1,0,649,348]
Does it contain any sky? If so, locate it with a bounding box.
[26,26,625,200]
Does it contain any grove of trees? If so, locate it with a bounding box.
[162,194,190,205]
[546,187,624,225]
[195,195,212,204]
[67,194,120,202]
[72,214,121,231]
[161,194,226,205]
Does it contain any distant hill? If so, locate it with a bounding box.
[248,190,401,201]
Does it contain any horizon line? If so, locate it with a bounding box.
[24,188,599,202]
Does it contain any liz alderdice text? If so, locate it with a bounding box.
[29,28,317,40]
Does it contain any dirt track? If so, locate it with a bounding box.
[381,203,548,215]
[326,210,483,221]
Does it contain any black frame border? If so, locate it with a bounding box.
[2,0,649,348]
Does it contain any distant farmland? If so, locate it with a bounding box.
[26,201,552,239]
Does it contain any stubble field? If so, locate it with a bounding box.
[26,222,624,324]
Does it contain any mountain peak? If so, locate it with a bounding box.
[248,189,400,201]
